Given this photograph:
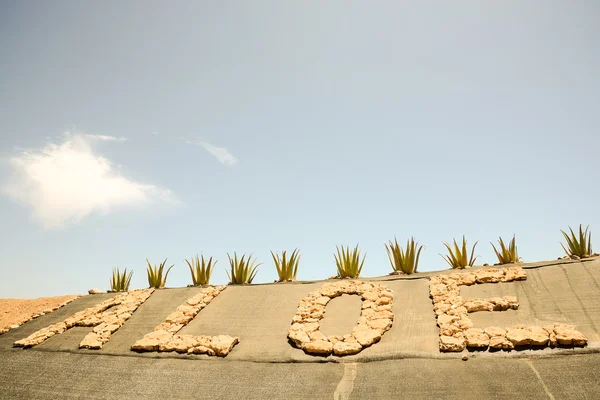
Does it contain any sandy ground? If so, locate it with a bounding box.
[0,295,80,330]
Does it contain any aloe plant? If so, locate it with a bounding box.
[110,268,133,292]
[561,225,593,259]
[491,236,520,265]
[385,237,423,275]
[227,253,261,284]
[334,244,365,279]
[185,255,216,286]
[441,236,478,269]
[146,258,174,288]
[271,249,301,282]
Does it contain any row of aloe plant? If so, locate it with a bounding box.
[108,225,596,291]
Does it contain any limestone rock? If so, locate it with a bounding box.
[362,291,379,302]
[176,305,200,317]
[366,318,393,333]
[288,329,310,348]
[159,335,199,353]
[320,285,343,298]
[188,345,215,356]
[464,299,494,313]
[303,340,333,355]
[301,322,319,333]
[446,306,468,318]
[80,333,103,349]
[504,296,519,309]
[437,314,459,326]
[308,330,328,342]
[489,297,509,311]
[289,323,304,332]
[527,327,549,346]
[464,328,489,348]
[131,330,173,351]
[553,324,587,346]
[455,318,474,330]
[165,311,191,325]
[315,296,330,306]
[439,324,462,337]
[343,334,358,343]
[476,269,505,283]
[333,341,362,356]
[88,288,104,294]
[324,335,342,345]
[430,284,448,297]
[489,336,514,350]
[458,273,477,286]
[484,327,506,337]
[506,328,530,346]
[375,296,391,306]
[209,335,239,357]
[353,327,381,347]
[439,335,466,352]
[503,267,527,282]
[433,304,451,316]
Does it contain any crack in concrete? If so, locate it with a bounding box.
[333,363,357,400]
[524,359,555,400]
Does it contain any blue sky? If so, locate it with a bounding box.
[1,1,599,298]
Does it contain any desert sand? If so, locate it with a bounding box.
[0,295,80,330]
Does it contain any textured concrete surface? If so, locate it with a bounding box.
[1,258,599,398]
[1,349,599,399]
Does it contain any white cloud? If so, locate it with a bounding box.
[187,140,238,166]
[85,134,128,142]
[2,133,176,229]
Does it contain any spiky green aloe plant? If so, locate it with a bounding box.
[110,268,133,292]
[441,236,478,269]
[271,249,301,282]
[491,236,520,265]
[227,253,261,284]
[385,237,423,275]
[561,225,594,259]
[334,244,365,279]
[146,258,174,288]
[185,255,216,286]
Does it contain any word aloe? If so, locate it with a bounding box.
[227,253,261,284]
[110,268,133,292]
[491,236,520,265]
[561,225,593,259]
[185,255,216,286]
[385,237,423,275]
[441,236,478,269]
[271,249,301,282]
[334,245,365,279]
[146,258,174,288]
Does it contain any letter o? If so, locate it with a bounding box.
[288,280,394,356]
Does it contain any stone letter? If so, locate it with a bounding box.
[288,280,394,356]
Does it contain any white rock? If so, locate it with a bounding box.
[303,340,333,355]
[352,327,381,347]
[333,341,362,356]
[288,329,310,348]
[439,335,466,352]
[209,335,239,357]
